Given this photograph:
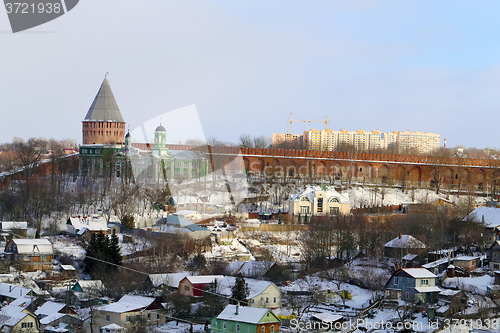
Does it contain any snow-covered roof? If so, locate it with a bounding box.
[183,275,224,285]
[148,272,194,288]
[0,222,28,230]
[453,256,480,261]
[401,268,436,279]
[8,296,33,308]
[464,207,500,228]
[218,277,277,300]
[440,289,462,296]
[7,238,53,255]
[40,313,66,325]
[311,312,343,323]
[100,323,125,330]
[402,254,418,261]
[35,301,65,316]
[216,304,275,324]
[73,280,104,293]
[60,265,75,271]
[414,286,442,293]
[384,235,426,249]
[289,186,349,203]
[173,210,199,217]
[0,283,32,299]
[99,295,159,313]
[0,305,31,327]
[422,258,449,269]
[68,216,108,232]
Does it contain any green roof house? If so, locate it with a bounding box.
[211,304,280,333]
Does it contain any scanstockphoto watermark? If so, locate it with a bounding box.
[3,0,79,33]
[289,318,438,331]
[251,161,382,180]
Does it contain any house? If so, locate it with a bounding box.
[489,241,500,270]
[452,256,481,273]
[172,210,203,221]
[288,186,350,222]
[4,238,53,271]
[66,216,109,239]
[91,295,165,333]
[384,268,441,303]
[34,301,82,332]
[0,283,34,304]
[156,215,211,240]
[0,222,28,239]
[218,277,282,309]
[70,280,106,307]
[0,304,40,333]
[403,199,456,215]
[438,289,468,316]
[178,275,224,297]
[384,234,426,260]
[144,272,194,293]
[463,206,500,245]
[59,265,77,279]
[211,304,280,333]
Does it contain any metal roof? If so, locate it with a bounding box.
[84,78,124,122]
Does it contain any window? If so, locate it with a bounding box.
[271,325,274,333]
[147,313,151,321]
[273,297,276,303]
[157,314,160,320]
[299,206,310,214]
[329,197,339,203]
[300,196,310,202]
[405,292,411,300]
[317,198,323,213]
[106,315,110,322]
[421,279,428,286]
[21,323,34,328]
[329,207,339,215]
[261,327,265,333]
[266,297,269,303]
[236,324,240,332]
[394,277,399,285]
[223,322,227,329]
[494,264,499,269]
[184,285,190,291]
[126,316,130,322]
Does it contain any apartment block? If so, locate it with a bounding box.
[272,128,440,154]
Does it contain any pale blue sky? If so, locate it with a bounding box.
[1,1,500,149]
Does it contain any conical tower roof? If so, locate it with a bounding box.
[84,78,124,122]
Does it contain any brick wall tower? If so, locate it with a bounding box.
[82,77,126,144]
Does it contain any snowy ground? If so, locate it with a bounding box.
[204,238,255,261]
[441,275,494,295]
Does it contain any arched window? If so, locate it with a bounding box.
[329,197,339,203]
[300,196,310,202]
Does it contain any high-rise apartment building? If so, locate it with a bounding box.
[272,128,440,154]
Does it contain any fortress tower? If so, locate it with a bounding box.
[82,77,126,144]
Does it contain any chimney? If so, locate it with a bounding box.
[399,233,402,239]
[235,302,240,315]
[447,264,455,278]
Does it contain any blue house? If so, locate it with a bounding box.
[384,268,441,303]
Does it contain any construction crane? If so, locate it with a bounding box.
[288,113,330,134]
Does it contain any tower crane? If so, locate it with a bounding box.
[288,113,330,134]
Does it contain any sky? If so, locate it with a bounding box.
[1,1,500,149]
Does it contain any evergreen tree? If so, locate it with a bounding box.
[83,231,122,278]
[230,273,249,305]
[107,230,122,270]
[201,280,226,317]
